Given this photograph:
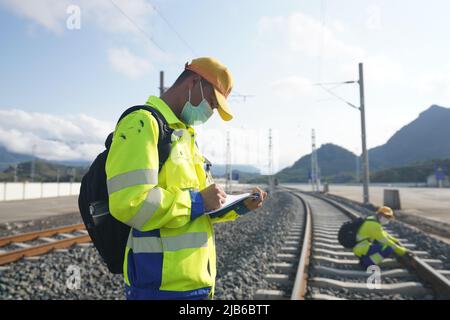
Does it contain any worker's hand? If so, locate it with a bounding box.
[243,186,268,211]
[200,184,227,212]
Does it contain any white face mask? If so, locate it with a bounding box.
[379,216,390,225]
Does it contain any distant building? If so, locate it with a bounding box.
[426,174,450,187]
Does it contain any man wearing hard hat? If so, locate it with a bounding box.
[106,57,267,300]
[353,206,411,268]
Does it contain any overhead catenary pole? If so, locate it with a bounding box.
[355,148,360,184]
[311,129,320,192]
[358,63,370,204]
[13,163,18,182]
[31,144,36,182]
[225,131,232,193]
[310,129,315,191]
[313,62,370,204]
[159,71,165,96]
[268,128,273,190]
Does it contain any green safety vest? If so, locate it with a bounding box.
[353,216,407,257]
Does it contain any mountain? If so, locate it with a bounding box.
[273,105,450,183]
[0,156,259,183]
[368,105,450,169]
[0,159,88,182]
[211,164,260,177]
[0,146,33,170]
[370,158,449,183]
[276,143,357,183]
[52,160,91,168]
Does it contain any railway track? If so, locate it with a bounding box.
[255,189,450,300]
[0,223,91,266]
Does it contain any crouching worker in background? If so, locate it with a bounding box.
[353,206,412,269]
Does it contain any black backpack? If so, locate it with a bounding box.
[337,217,366,249]
[78,105,173,274]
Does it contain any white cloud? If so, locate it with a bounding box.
[196,125,283,174]
[366,5,383,31]
[0,0,69,34]
[80,0,154,35]
[0,108,282,172]
[338,54,404,85]
[0,109,113,161]
[0,0,177,81]
[414,72,450,96]
[0,0,155,35]
[258,12,365,61]
[108,47,152,79]
[270,75,317,99]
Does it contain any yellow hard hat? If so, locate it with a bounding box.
[185,57,234,121]
[377,206,394,218]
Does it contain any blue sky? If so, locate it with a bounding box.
[1,0,450,172]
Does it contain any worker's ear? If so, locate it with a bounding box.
[185,74,202,91]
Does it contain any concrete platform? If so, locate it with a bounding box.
[286,184,450,224]
[0,196,79,224]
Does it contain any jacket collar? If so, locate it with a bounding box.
[146,95,185,127]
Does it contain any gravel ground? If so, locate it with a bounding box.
[0,212,83,238]
[214,190,302,299]
[0,189,301,300]
[0,245,124,300]
[307,287,434,300]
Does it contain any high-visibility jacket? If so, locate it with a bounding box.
[105,96,244,300]
[353,216,407,258]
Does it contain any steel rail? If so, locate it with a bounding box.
[0,223,86,247]
[0,223,90,266]
[0,234,91,265]
[289,192,312,300]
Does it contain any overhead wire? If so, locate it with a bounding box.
[147,2,198,57]
[109,0,248,98]
[109,0,165,53]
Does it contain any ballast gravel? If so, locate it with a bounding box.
[0,189,301,300]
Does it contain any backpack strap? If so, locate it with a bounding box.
[105,105,174,172]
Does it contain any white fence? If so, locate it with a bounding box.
[0,182,81,202]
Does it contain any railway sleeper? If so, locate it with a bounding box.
[313,255,444,269]
[264,273,292,286]
[277,253,298,262]
[314,241,416,250]
[313,236,409,244]
[309,293,347,300]
[253,289,288,300]
[312,265,413,279]
[313,248,429,258]
[10,242,32,249]
[309,277,431,297]
[39,237,57,243]
[270,262,296,273]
